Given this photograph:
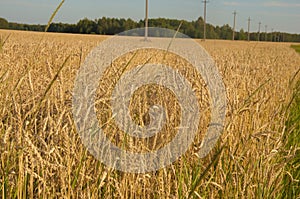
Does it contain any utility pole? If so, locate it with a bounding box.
[265,25,267,41]
[145,0,149,41]
[232,10,237,40]
[271,28,274,42]
[258,22,261,41]
[202,0,209,41]
[247,17,251,41]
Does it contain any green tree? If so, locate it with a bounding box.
[0,18,9,29]
[77,18,96,34]
[2,16,300,42]
[237,28,247,40]
[220,24,232,40]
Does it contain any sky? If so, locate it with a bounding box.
[0,0,299,34]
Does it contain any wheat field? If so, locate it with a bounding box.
[0,29,300,198]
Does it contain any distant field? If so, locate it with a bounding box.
[0,29,300,198]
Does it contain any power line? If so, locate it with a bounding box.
[202,0,209,41]
[232,10,237,40]
[271,28,274,42]
[258,22,261,41]
[265,25,268,41]
[145,0,149,41]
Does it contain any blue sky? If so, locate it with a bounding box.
[0,0,299,33]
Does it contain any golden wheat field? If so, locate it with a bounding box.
[0,29,300,198]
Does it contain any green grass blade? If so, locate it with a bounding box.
[45,0,65,32]
[188,146,224,198]
[0,34,11,51]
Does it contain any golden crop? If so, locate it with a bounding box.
[0,29,299,198]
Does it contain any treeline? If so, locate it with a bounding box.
[1,17,300,42]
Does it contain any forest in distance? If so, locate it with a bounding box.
[1,16,300,42]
